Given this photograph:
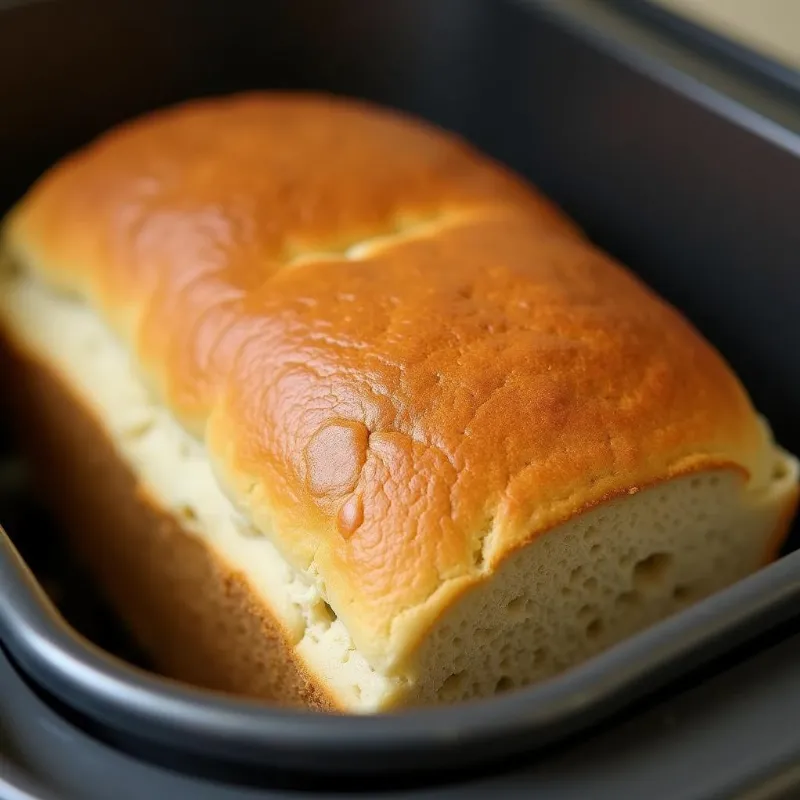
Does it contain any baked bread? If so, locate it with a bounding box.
[0,93,796,712]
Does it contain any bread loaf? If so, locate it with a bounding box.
[0,93,796,712]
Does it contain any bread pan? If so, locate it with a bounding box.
[5,608,800,800]
[0,755,56,800]
[3,0,800,790]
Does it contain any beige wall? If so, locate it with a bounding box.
[653,0,800,69]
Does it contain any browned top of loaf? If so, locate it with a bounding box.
[3,93,767,671]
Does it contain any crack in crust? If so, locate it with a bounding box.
[278,209,476,268]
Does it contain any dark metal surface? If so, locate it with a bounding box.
[0,759,57,800]
[4,508,800,781]
[2,0,800,796]
[5,606,800,799]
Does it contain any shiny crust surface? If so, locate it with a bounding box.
[3,93,768,669]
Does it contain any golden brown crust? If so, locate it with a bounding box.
[2,92,771,669]
[0,333,337,711]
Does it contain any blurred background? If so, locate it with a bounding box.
[655,0,800,70]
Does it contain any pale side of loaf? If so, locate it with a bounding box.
[0,93,797,712]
